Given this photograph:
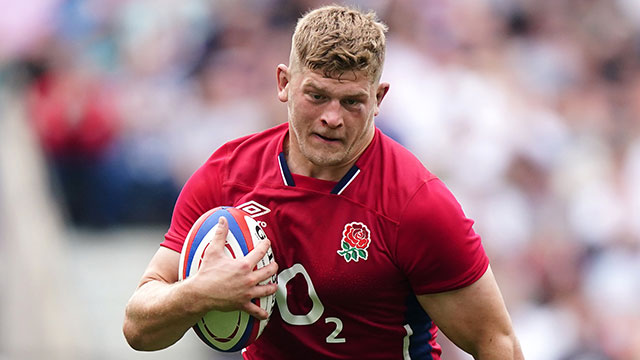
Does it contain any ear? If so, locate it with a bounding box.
[374,82,390,116]
[277,64,290,102]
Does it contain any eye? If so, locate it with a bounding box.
[342,98,360,107]
[308,93,326,102]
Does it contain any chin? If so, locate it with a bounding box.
[299,143,342,165]
[309,153,347,167]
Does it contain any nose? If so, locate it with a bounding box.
[320,100,343,128]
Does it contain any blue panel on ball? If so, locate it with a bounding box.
[185,207,229,278]
[234,319,255,352]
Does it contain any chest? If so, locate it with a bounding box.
[228,187,411,307]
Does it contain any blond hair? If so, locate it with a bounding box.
[291,5,388,82]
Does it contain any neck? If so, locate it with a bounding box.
[284,132,371,182]
[291,158,356,182]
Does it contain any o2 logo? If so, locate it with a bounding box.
[255,225,267,240]
[276,264,346,344]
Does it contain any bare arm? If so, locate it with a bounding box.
[123,217,278,351]
[417,266,524,360]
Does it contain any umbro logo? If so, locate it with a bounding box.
[237,200,271,218]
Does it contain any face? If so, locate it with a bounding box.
[277,64,389,179]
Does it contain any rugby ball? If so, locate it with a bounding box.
[178,206,276,352]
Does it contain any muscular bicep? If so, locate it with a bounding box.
[137,247,181,289]
[417,266,520,358]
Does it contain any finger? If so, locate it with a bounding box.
[244,238,271,266]
[206,216,229,255]
[241,302,269,320]
[250,261,278,284]
[249,282,278,299]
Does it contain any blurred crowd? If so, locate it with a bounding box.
[1,0,639,358]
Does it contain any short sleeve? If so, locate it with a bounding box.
[395,178,489,294]
[161,146,229,252]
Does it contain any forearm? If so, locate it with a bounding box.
[123,279,204,351]
[123,229,278,351]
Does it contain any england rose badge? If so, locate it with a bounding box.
[337,222,371,262]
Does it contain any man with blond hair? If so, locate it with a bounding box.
[123,5,524,359]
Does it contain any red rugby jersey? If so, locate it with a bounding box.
[162,123,489,359]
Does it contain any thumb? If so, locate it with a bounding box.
[204,216,229,257]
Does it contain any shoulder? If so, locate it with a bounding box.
[192,123,287,184]
[373,128,436,187]
[401,178,469,228]
[352,128,437,217]
[396,178,489,293]
[162,123,288,252]
[209,123,287,188]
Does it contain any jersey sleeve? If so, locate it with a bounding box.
[395,178,489,294]
[161,145,230,252]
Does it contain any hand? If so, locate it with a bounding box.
[188,216,278,320]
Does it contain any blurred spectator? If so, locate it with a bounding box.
[25,49,126,227]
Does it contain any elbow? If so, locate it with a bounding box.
[508,334,525,360]
[123,320,166,351]
[122,305,159,351]
[473,332,524,360]
[122,312,181,351]
[123,318,148,351]
[122,301,145,351]
[498,332,524,360]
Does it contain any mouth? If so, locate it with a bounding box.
[313,133,341,143]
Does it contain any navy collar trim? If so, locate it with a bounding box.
[278,152,295,186]
[331,165,361,195]
[277,152,360,195]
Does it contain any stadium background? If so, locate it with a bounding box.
[1,0,639,359]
